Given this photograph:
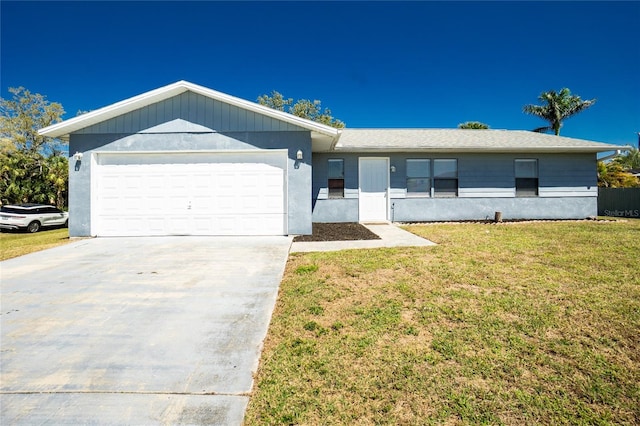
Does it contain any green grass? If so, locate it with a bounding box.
[0,228,72,261]
[245,221,640,425]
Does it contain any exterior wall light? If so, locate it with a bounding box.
[296,149,303,160]
[73,152,84,161]
[390,165,396,173]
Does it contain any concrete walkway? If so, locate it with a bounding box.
[290,223,436,252]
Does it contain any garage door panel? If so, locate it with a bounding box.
[192,216,212,232]
[124,175,143,190]
[99,175,122,195]
[147,218,166,233]
[241,196,259,210]
[123,217,145,233]
[214,216,238,234]
[147,174,165,186]
[238,214,284,235]
[263,194,284,211]
[213,194,237,213]
[216,173,236,191]
[212,215,280,236]
[99,217,120,236]
[169,176,190,191]
[191,197,214,211]
[99,195,120,213]
[193,173,211,189]
[100,217,147,237]
[94,153,287,236]
[123,196,145,212]
[170,196,190,211]
[147,196,166,211]
[166,216,191,235]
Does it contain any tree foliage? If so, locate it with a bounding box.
[597,161,639,188]
[0,87,68,207]
[1,87,66,154]
[257,90,345,128]
[523,88,596,136]
[257,91,292,112]
[613,147,640,171]
[458,121,489,129]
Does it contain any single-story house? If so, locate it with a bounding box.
[39,81,622,237]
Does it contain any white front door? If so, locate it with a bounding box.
[359,158,389,222]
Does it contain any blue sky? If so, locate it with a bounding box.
[2,1,639,147]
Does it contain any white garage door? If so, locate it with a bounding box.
[93,151,287,236]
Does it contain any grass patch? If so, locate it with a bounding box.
[0,228,72,261]
[246,221,640,425]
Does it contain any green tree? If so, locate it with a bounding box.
[257,91,345,128]
[458,121,489,129]
[523,88,596,136]
[0,87,67,207]
[257,91,293,112]
[1,87,66,154]
[613,147,640,170]
[44,154,69,208]
[597,161,639,188]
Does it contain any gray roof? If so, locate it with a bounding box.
[330,128,622,153]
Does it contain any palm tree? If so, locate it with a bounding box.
[613,147,640,170]
[523,88,596,136]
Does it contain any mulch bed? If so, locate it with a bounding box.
[293,223,381,242]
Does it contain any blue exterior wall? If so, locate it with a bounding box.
[312,152,598,222]
[68,92,312,237]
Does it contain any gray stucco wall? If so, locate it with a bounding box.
[68,130,312,236]
[312,152,598,222]
[389,197,596,221]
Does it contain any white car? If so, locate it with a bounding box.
[0,204,69,233]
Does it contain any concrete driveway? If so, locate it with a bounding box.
[0,235,292,425]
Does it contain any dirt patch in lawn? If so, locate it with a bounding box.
[293,223,381,242]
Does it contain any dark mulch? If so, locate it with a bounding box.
[293,223,381,242]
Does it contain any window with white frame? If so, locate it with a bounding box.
[406,159,431,196]
[515,159,538,197]
[328,159,345,198]
[433,159,458,197]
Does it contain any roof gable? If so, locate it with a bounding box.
[71,91,308,135]
[39,81,340,149]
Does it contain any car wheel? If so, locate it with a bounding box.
[27,221,41,233]
[63,219,69,228]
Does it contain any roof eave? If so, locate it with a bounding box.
[331,145,623,154]
[38,82,190,139]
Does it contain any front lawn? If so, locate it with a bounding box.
[246,221,640,425]
[0,228,71,261]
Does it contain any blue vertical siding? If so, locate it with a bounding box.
[75,92,305,134]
